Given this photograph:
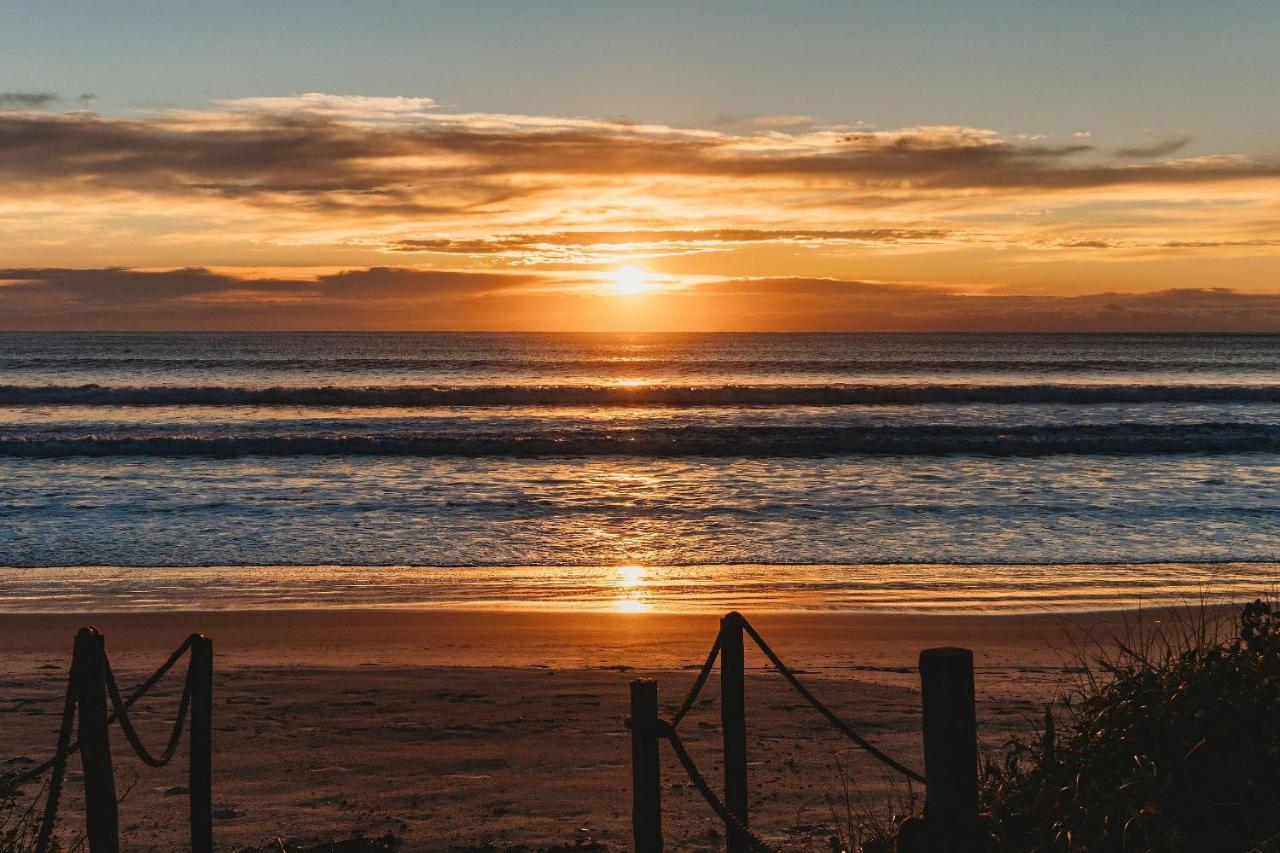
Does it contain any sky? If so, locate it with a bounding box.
[2,1,1279,331]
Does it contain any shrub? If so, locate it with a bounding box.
[981,600,1280,852]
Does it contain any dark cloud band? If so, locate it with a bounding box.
[4,266,1280,332]
[0,110,1276,218]
[0,92,60,109]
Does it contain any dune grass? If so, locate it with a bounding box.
[978,598,1280,852]
[824,599,1280,852]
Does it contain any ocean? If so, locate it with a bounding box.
[0,331,1277,612]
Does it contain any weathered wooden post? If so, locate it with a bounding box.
[629,679,663,852]
[189,634,214,853]
[918,647,978,851]
[720,613,749,853]
[73,627,119,853]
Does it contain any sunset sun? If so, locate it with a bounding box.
[604,264,655,296]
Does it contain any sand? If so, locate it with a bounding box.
[0,608,1171,851]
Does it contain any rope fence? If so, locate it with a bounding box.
[659,720,776,853]
[739,616,926,785]
[6,627,214,853]
[7,614,974,852]
[628,611,978,853]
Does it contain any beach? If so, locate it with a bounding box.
[0,606,1181,851]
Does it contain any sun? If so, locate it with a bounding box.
[605,264,655,296]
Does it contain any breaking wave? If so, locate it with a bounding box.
[3,422,1277,458]
[4,383,1280,407]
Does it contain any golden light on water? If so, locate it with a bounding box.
[614,564,651,612]
[615,599,652,613]
[617,564,646,586]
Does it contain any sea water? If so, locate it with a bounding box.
[0,332,1276,611]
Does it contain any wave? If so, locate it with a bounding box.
[3,383,1280,407]
[3,422,1277,458]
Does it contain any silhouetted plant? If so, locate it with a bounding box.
[810,754,919,853]
[240,833,401,852]
[0,775,56,853]
[980,599,1280,852]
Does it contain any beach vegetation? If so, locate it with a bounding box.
[824,600,1280,852]
[0,774,56,853]
[240,832,401,852]
[981,599,1280,851]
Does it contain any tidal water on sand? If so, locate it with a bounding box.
[0,332,1277,611]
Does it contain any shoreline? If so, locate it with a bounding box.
[1,561,1274,615]
[7,557,1279,566]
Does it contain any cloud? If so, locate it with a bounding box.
[0,92,60,109]
[0,266,529,306]
[716,113,816,130]
[689,277,1280,332]
[0,106,1273,215]
[1160,239,1280,249]
[215,93,438,119]
[4,266,1280,332]
[0,95,1278,301]
[1115,136,1194,159]
[0,266,550,331]
[390,228,952,261]
[311,266,529,298]
[0,267,269,304]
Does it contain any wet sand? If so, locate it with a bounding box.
[0,608,1177,851]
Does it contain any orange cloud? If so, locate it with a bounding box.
[1,94,1279,319]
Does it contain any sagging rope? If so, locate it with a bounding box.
[13,634,197,852]
[657,720,777,853]
[104,653,193,768]
[734,613,927,785]
[670,632,721,729]
[645,613,923,851]
[14,635,194,784]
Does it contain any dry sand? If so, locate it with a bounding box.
[0,608,1166,851]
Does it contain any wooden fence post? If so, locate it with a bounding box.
[189,634,214,853]
[73,627,119,853]
[720,613,749,853]
[630,679,663,852]
[918,647,978,851]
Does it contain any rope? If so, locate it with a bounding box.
[13,635,194,784]
[34,669,77,853]
[734,614,927,785]
[103,653,193,768]
[670,633,721,729]
[657,720,777,853]
[111,634,195,711]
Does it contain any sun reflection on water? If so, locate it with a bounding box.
[615,599,652,613]
[617,564,646,586]
[614,564,651,612]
